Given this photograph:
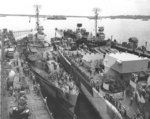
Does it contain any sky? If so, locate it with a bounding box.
[0,0,150,16]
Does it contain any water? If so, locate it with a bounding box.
[0,17,150,49]
[75,93,101,119]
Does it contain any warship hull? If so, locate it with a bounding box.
[57,51,122,119]
[30,66,78,119]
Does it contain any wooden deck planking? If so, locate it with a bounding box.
[7,58,52,119]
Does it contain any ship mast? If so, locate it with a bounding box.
[34,5,41,32]
[93,8,100,37]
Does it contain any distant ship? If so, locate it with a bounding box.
[52,24,150,119]
[110,36,150,59]
[52,24,108,48]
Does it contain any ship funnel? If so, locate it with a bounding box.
[77,23,82,28]
[77,23,82,31]
[76,23,82,36]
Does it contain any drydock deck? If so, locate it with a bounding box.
[0,61,1,118]
[7,73,52,119]
[1,57,53,119]
[0,49,8,119]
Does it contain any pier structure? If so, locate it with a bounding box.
[7,54,53,119]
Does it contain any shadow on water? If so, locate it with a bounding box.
[41,87,101,119]
[75,93,101,119]
[41,87,71,119]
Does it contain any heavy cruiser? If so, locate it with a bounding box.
[52,25,150,119]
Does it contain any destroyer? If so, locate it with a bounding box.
[23,22,79,118]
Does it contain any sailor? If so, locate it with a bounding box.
[130,96,134,105]
[90,78,94,87]
[73,114,77,119]
[7,69,16,89]
[95,81,100,91]
[44,97,47,104]
[36,83,40,95]
[19,90,26,97]
[14,90,19,103]
[123,108,127,118]
[18,96,27,106]
[32,74,36,85]
[122,90,125,98]
[9,86,13,96]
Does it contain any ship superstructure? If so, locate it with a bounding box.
[53,24,107,48]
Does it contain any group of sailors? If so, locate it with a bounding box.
[66,48,105,91]
[104,93,128,117]
[104,92,144,119]
[49,68,78,95]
